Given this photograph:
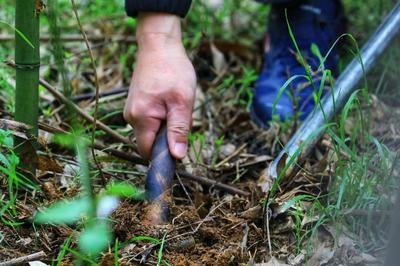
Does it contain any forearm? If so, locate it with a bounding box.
[136,13,184,54]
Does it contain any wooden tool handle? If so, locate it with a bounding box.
[144,125,175,224]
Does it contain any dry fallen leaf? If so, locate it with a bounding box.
[0,118,31,140]
[37,154,63,173]
[220,143,236,159]
[255,257,290,266]
[239,205,262,220]
[257,166,274,193]
[29,262,49,266]
[210,43,227,75]
[308,246,334,266]
[287,250,306,266]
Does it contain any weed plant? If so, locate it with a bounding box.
[266,7,399,256]
[34,130,144,261]
[0,129,36,226]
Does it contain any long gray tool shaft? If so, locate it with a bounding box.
[269,3,400,179]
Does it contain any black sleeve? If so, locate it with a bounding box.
[125,0,192,18]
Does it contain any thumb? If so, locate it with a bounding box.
[167,105,192,160]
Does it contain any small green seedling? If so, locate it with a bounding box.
[211,134,224,168]
[0,129,36,225]
[235,66,257,110]
[188,131,206,164]
[34,131,144,259]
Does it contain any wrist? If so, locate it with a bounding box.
[137,12,183,52]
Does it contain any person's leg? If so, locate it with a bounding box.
[251,0,346,127]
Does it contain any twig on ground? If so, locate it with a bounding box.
[0,118,31,139]
[71,87,128,102]
[0,251,46,266]
[215,143,247,169]
[176,172,195,206]
[193,199,228,232]
[0,34,135,43]
[176,170,250,197]
[38,122,146,166]
[40,78,133,147]
[264,204,272,257]
[38,122,249,196]
[4,59,134,148]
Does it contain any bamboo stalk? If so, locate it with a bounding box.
[14,0,40,173]
[15,0,40,134]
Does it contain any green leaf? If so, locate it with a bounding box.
[271,74,310,118]
[53,133,78,148]
[53,130,89,149]
[79,221,111,256]
[0,129,13,148]
[0,21,35,48]
[157,234,167,266]
[34,197,91,224]
[279,195,315,214]
[0,153,10,167]
[310,43,323,67]
[106,182,144,199]
[7,153,19,167]
[130,236,161,244]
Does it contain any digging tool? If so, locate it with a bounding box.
[268,3,400,181]
[144,125,176,225]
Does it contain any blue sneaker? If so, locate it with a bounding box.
[251,0,346,127]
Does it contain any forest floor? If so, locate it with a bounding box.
[0,0,399,265]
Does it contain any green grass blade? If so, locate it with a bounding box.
[106,182,145,199]
[55,236,72,266]
[269,122,333,200]
[157,234,167,266]
[0,21,35,48]
[67,248,97,265]
[339,90,360,140]
[280,194,315,214]
[130,236,161,244]
[114,238,119,266]
[284,10,310,75]
[271,74,310,117]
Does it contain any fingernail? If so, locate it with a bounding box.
[174,142,187,158]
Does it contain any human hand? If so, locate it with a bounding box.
[124,13,196,160]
